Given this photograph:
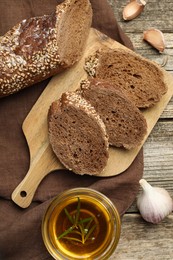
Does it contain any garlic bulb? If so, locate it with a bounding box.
[143,28,166,52]
[137,179,173,224]
[123,0,146,21]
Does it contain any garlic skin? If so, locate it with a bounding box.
[137,179,173,224]
[143,29,166,53]
[123,0,146,21]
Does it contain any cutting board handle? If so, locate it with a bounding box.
[11,144,64,208]
[11,166,50,208]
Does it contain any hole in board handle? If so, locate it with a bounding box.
[20,191,27,197]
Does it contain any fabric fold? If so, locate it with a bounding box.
[0,1,143,259]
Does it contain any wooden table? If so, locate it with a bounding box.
[108,1,173,259]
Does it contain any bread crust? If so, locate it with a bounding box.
[80,78,147,149]
[48,91,109,175]
[84,47,167,108]
[0,0,92,97]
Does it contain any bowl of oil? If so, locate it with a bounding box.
[42,188,121,260]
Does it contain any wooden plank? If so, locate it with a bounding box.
[121,33,173,49]
[127,120,173,213]
[111,0,173,33]
[110,214,173,260]
[159,99,173,119]
[108,0,173,249]
[144,121,173,179]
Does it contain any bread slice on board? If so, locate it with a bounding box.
[84,47,167,108]
[0,0,92,97]
[79,78,147,149]
[48,91,109,176]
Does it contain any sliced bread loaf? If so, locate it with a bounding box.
[0,0,92,97]
[84,47,167,108]
[79,78,147,149]
[48,91,109,175]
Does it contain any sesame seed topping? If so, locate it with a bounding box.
[62,91,108,139]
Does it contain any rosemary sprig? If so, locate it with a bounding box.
[64,208,74,225]
[57,197,96,244]
[57,226,75,240]
[74,197,80,226]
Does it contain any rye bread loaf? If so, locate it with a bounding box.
[79,78,147,149]
[84,47,167,108]
[0,0,92,97]
[48,91,109,175]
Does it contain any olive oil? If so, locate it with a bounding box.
[42,188,121,260]
[48,195,113,259]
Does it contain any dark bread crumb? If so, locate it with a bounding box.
[79,78,147,149]
[48,91,109,175]
[84,47,167,108]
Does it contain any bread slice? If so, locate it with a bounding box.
[79,78,147,149]
[84,47,167,108]
[48,91,109,175]
[0,0,92,97]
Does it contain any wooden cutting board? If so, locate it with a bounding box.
[11,28,173,208]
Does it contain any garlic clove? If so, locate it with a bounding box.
[123,0,146,21]
[143,28,166,53]
[137,179,173,224]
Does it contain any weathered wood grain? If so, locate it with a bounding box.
[144,121,173,180]
[111,0,173,33]
[110,214,173,260]
[108,0,173,196]
[108,0,173,259]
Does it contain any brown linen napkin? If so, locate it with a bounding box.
[0,0,143,259]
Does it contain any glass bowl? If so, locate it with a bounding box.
[42,188,121,260]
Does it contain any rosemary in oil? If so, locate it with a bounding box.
[57,197,97,244]
[48,194,112,257]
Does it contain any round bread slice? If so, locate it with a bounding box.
[48,91,109,175]
[84,47,167,108]
[79,78,147,149]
